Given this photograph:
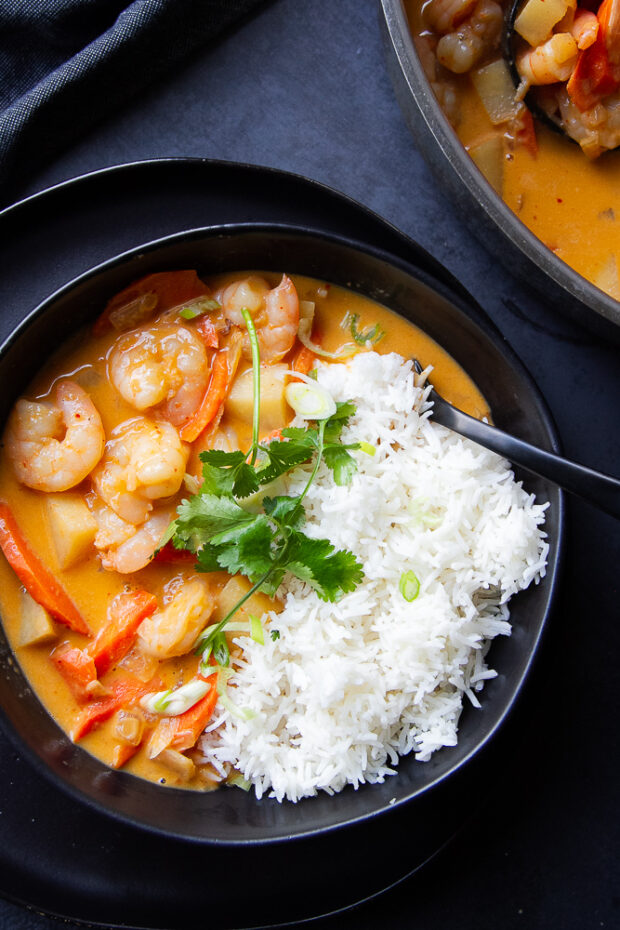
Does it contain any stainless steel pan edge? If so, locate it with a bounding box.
[380,0,620,339]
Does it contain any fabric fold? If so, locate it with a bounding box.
[0,0,265,205]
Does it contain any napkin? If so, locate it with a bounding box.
[0,0,265,206]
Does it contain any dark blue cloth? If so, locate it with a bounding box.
[0,0,265,205]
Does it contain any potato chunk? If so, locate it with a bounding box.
[46,493,97,570]
[226,363,291,436]
[515,0,571,47]
[469,135,504,194]
[18,589,57,646]
[213,576,280,629]
[471,60,520,126]
[157,748,196,782]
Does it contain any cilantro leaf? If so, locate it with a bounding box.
[200,449,260,498]
[195,545,224,573]
[323,401,356,443]
[262,495,306,532]
[255,435,315,485]
[174,494,255,551]
[284,531,364,601]
[213,518,276,580]
[323,445,358,486]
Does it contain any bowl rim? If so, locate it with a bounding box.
[0,221,565,846]
[380,0,620,331]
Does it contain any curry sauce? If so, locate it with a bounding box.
[0,271,488,789]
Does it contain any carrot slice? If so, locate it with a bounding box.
[171,683,218,751]
[52,644,97,702]
[179,344,241,443]
[291,342,317,376]
[93,270,210,336]
[88,589,158,676]
[148,676,218,756]
[71,675,159,742]
[0,501,90,635]
[567,0,620,110]
[111,741,140,769]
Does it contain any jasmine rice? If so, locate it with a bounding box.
[198,352,548,802]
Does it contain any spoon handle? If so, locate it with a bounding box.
[430,393,620,519]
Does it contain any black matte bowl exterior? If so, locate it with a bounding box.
[0,224,562,848]
[380,0,620,339]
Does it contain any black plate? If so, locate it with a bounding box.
[0,161,564,928]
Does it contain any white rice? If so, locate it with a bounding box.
[198,352,549,802]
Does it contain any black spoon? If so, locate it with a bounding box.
[413,361,620,518]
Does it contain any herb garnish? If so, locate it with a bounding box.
[164,307,365,660]
[346,312,385,347]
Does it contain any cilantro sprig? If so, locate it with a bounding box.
[165,307,366,657]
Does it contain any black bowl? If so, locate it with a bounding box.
[0,224,563,850]
[380,0,620,340]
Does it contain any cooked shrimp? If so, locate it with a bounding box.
[425,0,477,34]
[216,274,299,361]
[91,417,188,524]
[518,33,578,84]
[435,0,503,74]
[96,507,174,574]
[138,578,215,659]
[108,322,210,428]
[571,9,599,50]
[6,380,104,492]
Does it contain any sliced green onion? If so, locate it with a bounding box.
[212,631,230,668]
[153,689,173,712]
[249,614,265,645]
[358,441,376,456]
[349,313,385,346]
[141,679,210,716]
[227,773,251,791]
[199,642,215,676]
[285,374,337,420]
[178,297,221,319]
[399,570,420,602]
[298,301,356,360]
[217,669,255,721]
[407,498,443,530]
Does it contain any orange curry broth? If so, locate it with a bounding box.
[0,271,488,790]
[406,1,620,299]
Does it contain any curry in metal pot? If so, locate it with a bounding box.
[408,0,620,299]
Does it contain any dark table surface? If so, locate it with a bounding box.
[0,2,618,929]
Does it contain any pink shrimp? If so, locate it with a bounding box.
[216,274,299,362]
[571,9,600,50]
[6,380,104,492]
[518,32,579,85]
